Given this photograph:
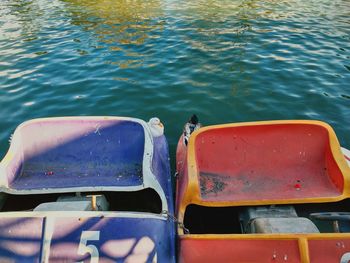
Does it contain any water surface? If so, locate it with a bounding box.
[0,0,349,163]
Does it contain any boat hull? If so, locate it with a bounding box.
[0,212,175,262]
[179,234,350,263]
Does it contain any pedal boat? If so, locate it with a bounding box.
[0,116,175,262]
[176,120,350,263]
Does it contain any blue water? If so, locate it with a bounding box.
[0,0,350,162]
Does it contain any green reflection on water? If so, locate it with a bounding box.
[63,0,164,67]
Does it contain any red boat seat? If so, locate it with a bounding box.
[190,121,350,205]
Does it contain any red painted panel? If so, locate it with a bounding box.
[176,136,189,213]
[309,239,350,263]
[179,237,301,263]
[195,124,342,202]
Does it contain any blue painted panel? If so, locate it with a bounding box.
[48,216,175,262]
[151,135,176,259]
[0,215,175,262]
[152,135,174,213]
[11,120,145,190]
[0,217,44,262]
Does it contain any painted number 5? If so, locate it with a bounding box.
[77,231,100,263]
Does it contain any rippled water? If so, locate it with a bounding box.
[0,0,350,162]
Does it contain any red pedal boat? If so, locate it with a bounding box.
[176,119,350,263]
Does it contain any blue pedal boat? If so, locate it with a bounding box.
[0,116,175,262]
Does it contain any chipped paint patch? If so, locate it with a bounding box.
[199,172,227,197]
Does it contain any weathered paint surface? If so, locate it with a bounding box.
[7,119,145,190]
[0,117,176,262]
[152,135,174,213]
[0,217,43,262]
[179,236,301,263]
[176,120,350,263]
[176,120,350,214]
[179,235,350,263]
[308,238,350,262]
[47,215,173,262]
[195,123,345,202]
[0,213,175,262]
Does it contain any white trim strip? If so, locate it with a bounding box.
[0,211,168,220]
[41,216,55,263]
[341,147,350,167]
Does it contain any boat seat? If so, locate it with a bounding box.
[57,194,109,210]
[34,201,93,211]
[34,194,109,211]
[250,217,320,234]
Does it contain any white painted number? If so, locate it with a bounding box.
[76,232,157,262]
[77,231,100,263]
[340,252,350,263]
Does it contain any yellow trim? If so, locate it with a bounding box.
[179,233,350,239]
[1,152,13,165]
[298,237,310,263]
[179,120,350,219]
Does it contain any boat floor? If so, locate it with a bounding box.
[10,162,143,190]
[199,169,341,202]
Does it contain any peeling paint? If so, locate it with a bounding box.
[199,172,227,197]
